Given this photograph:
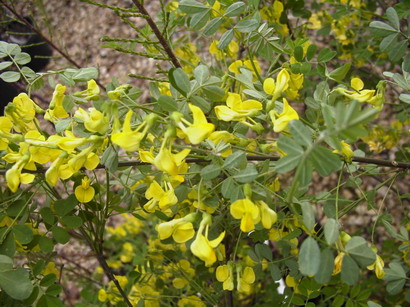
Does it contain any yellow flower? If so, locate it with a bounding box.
[5,155,35,192]
[172,104,215,144]
[107,84,131,100]
[228,59,261,79]
[215,93,262,122]
[75,176,95,203]
[216,263,234,290]
[6,93,38,132]
[190,213,225,266]
[152,146,190,179]
[333,252,345,275]
[257,200,277,229]
[263,69,290,100]
[144,180,178,213]
[0,116,13,150]
[230,198,261,232]
[157,215,195,243]
[177,295,205,307]
[75,108,109,134]
[367,254,385,279]
[237,266,255,294]
[209,40,239,60]
[336,77,376,103]
[98,289,107,302]
[74,79,100,101]
[333,140,354,162]
[269,98,299,132]
[111,110,153,152]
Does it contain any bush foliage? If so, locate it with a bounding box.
[0,0,409,306]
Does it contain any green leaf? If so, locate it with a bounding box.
[0,61,13,70]
[40,207,56,225]
[310,146,342,176]
[6,43,21,55]
[169,68,191,96]
[294,46,304,62]
[345,237,376,267]
[380,33,398,52]
[200,164,221,180]
[36,294,64,307]
[324,218,339,245]
[298,237,321,276]
[0,268,33,300]
[40,274,56,287]
[275,154,302,173]
[224,2,246,17]
[179,0,209,13]
[202,85,225,101]
[314,248,334,284]
[268,263,282,281]
[306,44,317,61]
[189,10,211,30]
[0,71,21,82]
[388,40,407,62]
[317,48,337,63]
[367,302,382,307]
[203,17,224,36]
[61,216,83,229]
[255,243,273,261]
[235,19,259,33]
[403,53,410,72]
[386,7,400,30]
[223,150,247,169]
[14,52,31,65]
[383,262,406,281]
[341,255,359,285]
[101,146,118,172]
[289,121,312,147]
[233,164,258,183]
[52,226,70,244]
[300,201,315,232]
[46,284,62,296]
[194,65,209,84]
[0,255,13,271]
[399,93,410,103]
[158,95,178,112]
[386,279,406,295]
[327,62,351,82]
[72,67,98,81]
[369,21,398,36]
[221,177,241,200]
[38,237,54,253]
[0,231,16,257]
[54,194,78,217]
[218,29,234,50]
[13,224,33,245]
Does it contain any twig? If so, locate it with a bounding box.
[0,154,409,176]
[130,0,181,68]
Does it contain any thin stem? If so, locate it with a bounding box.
[130,0,181,68]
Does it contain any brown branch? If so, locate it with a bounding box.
[0,0,106,90]
[130,0,181,68]
[0,154,409,176]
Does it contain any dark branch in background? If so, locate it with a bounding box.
[0,0,106,90]
[0,154,409,176]
[130,0,181,68]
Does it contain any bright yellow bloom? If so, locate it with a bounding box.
[177,295,205,307]
[237,266,255,294]
[209,40,239,60]
[367,254,385,279]
[230,198,261,232]
[98,289,107,302]
[215,93,262,122]
[336,77,376,102]
[208,130,236,157]
[107,84,131,100]
[333,140,354,162]
[257,200,277,229]
[112,111,155,152]
[74,79,100,101]
[190,213,225,266]
[157,215,195,243]
[6,93,37,132]
[0,116,13,150]
[216,263,234,290]
[75,108,109,134]
[263,69,290,100]
[333,252,345,275]
[75,176,95,203]
[144,180,177,213]
[173,104,215,144]
[5,158,35,193]
[228,59,261,78]
[269,98,299,132]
